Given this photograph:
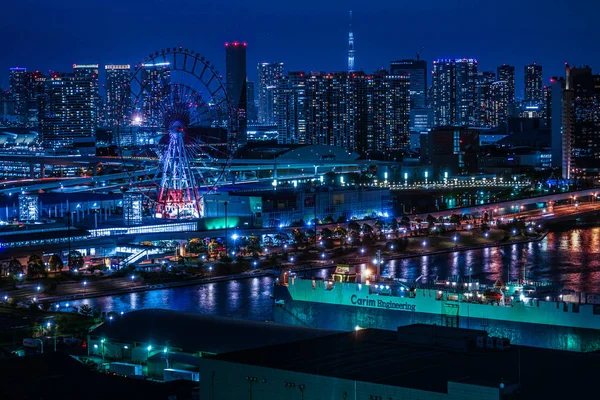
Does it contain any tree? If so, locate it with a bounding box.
[7,258,23,275]
[49,254,64,273]
[333,225,347,239]
[323,215,335,225]
[348,221,360,231]
[27,255,45,278]
[361,223,373,234]
[320,228,333,239]
[450,214,461,226]
[374,219,383,234]
[185,238,206,255]
[248,236,262,255]
[68,251,84,271]
[426,214,437,225]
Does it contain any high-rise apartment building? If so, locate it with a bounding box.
[73,64,100,127]
[225,42,247,144]
[38,72,96,150]
[9,67,27,122]
[497,64,515,103]
[105,64,131,126]
[140,61,170,127]
[257,62,284,125]
[524,63,543,104]
[432,58,478,126]
[276,72,307,145]
[550,77,564,169]
[562,64,600,180]
[276,71,410,156]
[476,72,508,128]
[246,80,257,122]
[390,59,427,109]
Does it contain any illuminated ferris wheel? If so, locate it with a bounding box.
[118,47,235,219]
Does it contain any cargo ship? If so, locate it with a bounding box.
[272,265,600,352]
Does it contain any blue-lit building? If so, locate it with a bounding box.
[390,59,427,109]
[524,63,543,105]
[257,62,284,125]
[38,71,97,151]
[432,59,478,126]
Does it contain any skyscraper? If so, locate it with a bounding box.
[276,71,409,156]
[105,64,131,126]
[432,58,478,126]
[257,62,284,125]
[140,61,170,127]
[9,67,27,123]
[225,42,247,144]
[476,71,496,127]
[524,63,543,104]
[73,64,100,127]
[39,72,96,150]
[347,11,355,73]
[549,77,564,169]
[390,59,427,109]
[562,64,600,180]
[497,64,515,103]
[246,79,257,122]
[276,72,307,145]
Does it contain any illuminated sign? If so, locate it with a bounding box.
[350,295,416,311]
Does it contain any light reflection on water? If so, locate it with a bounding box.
[383,228,600,293]
[65,276,275,321]
[63,228,600,317]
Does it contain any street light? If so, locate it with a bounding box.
[46,322,56,352]
[101,338,106,363]
[83,281,88,294]
[130,275,135,287]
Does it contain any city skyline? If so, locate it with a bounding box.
[1,1,598,96]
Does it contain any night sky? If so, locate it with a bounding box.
[1,0,598,98]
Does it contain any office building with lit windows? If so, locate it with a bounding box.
[246,79,257,123]
[139,61,170,128]
[73,64,100,127]
[257,62,284,125]
[524,63,543,104]
[562,64,600,181]
[432,59,478,126]
[276,72,307,145]
[390,59,427,109]
[9,67,27,123]
[105,64,131,126]
[497,64,515,103]
[225,42,247,144]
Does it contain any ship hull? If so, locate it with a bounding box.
[273,285,600,352]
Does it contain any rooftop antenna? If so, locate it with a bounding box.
[416,46,425,61]
[347,11,355,73]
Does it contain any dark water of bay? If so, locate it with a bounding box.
[63,227,600,320]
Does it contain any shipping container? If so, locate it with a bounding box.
[110,362,143,376]
[163,368,200,382]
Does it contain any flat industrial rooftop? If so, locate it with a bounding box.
[91,308,338,354]
[211,325,599,397]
